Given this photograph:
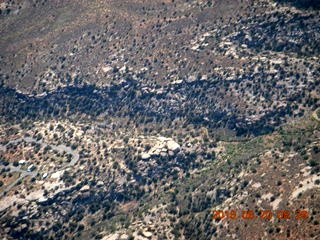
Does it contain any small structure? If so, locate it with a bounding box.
[27,164,35,172]
[19,159,26,165]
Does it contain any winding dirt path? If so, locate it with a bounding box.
[0,137,79,197]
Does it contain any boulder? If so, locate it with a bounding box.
[166,140,180,153]
[141,153,151,160]
[97,181,104,187]
[80,185,90,192]
[142,231,152,238]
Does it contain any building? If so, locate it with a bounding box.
[27,164,35,172]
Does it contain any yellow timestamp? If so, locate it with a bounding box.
[212,209,309,221]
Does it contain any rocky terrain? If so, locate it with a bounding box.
[0,0,319,239]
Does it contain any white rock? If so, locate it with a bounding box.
[51,170,63,179]
[97,181,104,187]
[119,66,127,73]
[38,197,48,203]
[186,75,197,83]
[160,151,167,157]
[142,231,153,238]
[102,66,113,73]
[80,185,90,192]
[168,150,175,156]
[141,153,151,160]
[201,75,208,81]
[166,140,180,152]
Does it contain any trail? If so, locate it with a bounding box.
[0,137,79,197]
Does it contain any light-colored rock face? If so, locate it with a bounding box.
[252,182,262,189]
[26,189,44,201]
[102,233,129,240]
[138,136,181,160]
[166,140,180,152]
[101,65,113,73]
[290,175,320,200]
[51,170,64,179]
[101,233,120,240]
[270,196,282,210]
